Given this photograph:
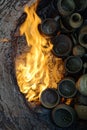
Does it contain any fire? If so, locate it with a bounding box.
[65,99,73,105]
[15,2,64,102]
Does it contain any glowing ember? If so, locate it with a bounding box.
[15,2,64,102]
[66,99,73,105]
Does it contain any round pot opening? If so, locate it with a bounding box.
[72,14,81,22]
[41,18,58,36]
[58,78,77,98]
[61,0,75,12]
[52,34,72,57]
[65,56,83,73]
[52,104,76,127]
[40,88,60,108]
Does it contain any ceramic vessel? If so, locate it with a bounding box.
[76,74,87,96]
[74,0,87,11]
[52,104,77,127]
[69,13,83,28]
[78,25,87,49]
[75,105,87,120]
[65,56,83,74]
[58,78,77,98]
[75,94,87,105]
[52,34,72,57]
[40,88,60,108]
[57,0,75,16]
[73,45,86,56]
[40,18,59,37]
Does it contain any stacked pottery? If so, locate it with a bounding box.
[78,25,87,49]
[57,0,75,16]
[73,45,86,57]
[74,0,87,12]
[52,34,72,58]
[40,18,59,37]
[40,88,60,108]
[38,0,87,127]
[60,12,83,32]
[52,104,77,127]
[58,78,77,98]
[65,56,83,74]
[75,93,87,120]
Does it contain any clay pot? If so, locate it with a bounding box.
[40,18,59,37]
[60,13,83,33]
[57,0,75,16]
[65,56,83,74]
[74,0,87,11]
[52,34,72,57]
[75,104,87,120]
[52,104,77,127]
[75,94,87,105]
[78,25,87,49]
[76,74,87,96]
[69,13,83,28]
[58,78,77,98]
[73,45,86,57]
[40,88,60,108]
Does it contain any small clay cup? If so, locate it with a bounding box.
[58,78,77,98]
[52,34,72,57]
[65,56,83,74]
[69,13,83,28]
[73,45,86,57]
[78,25,87,49]
[40,88,60,108]
[75,104,87,120]
[52,104,77,127]
[75,93,87,105]
[74,0,87,11]
[76,74,87,96]
[57,0,75,16]
[40,18,59,37]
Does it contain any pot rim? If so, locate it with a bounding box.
[57,0,75,16]
[69,13,83,28]
[39,88,60,108]
[52,104,76,127]
[58,78,77,98]
[79,34,87,48]
[65,56,83,73]
[40,18,59,37]
[52,34,72,57]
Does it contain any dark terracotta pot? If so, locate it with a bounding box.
[40,18,59,37]
[73,45,86,57]
[65,56,83,74]
[59,18,73,33]
[76,74,87,96]
[57,0,75,16]
[74,0,87,11]
[75,104,87,120]
[58,78,77,98]
[60,13,83,33]
[69,13,83,28]
[75,93,87,106]
[78,25,87,49]
[52,34,72,57]
[52,104,77,127]
[40,88,60,108]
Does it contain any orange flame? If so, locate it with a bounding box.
[15,2,64,102]
[65,98,73,105]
